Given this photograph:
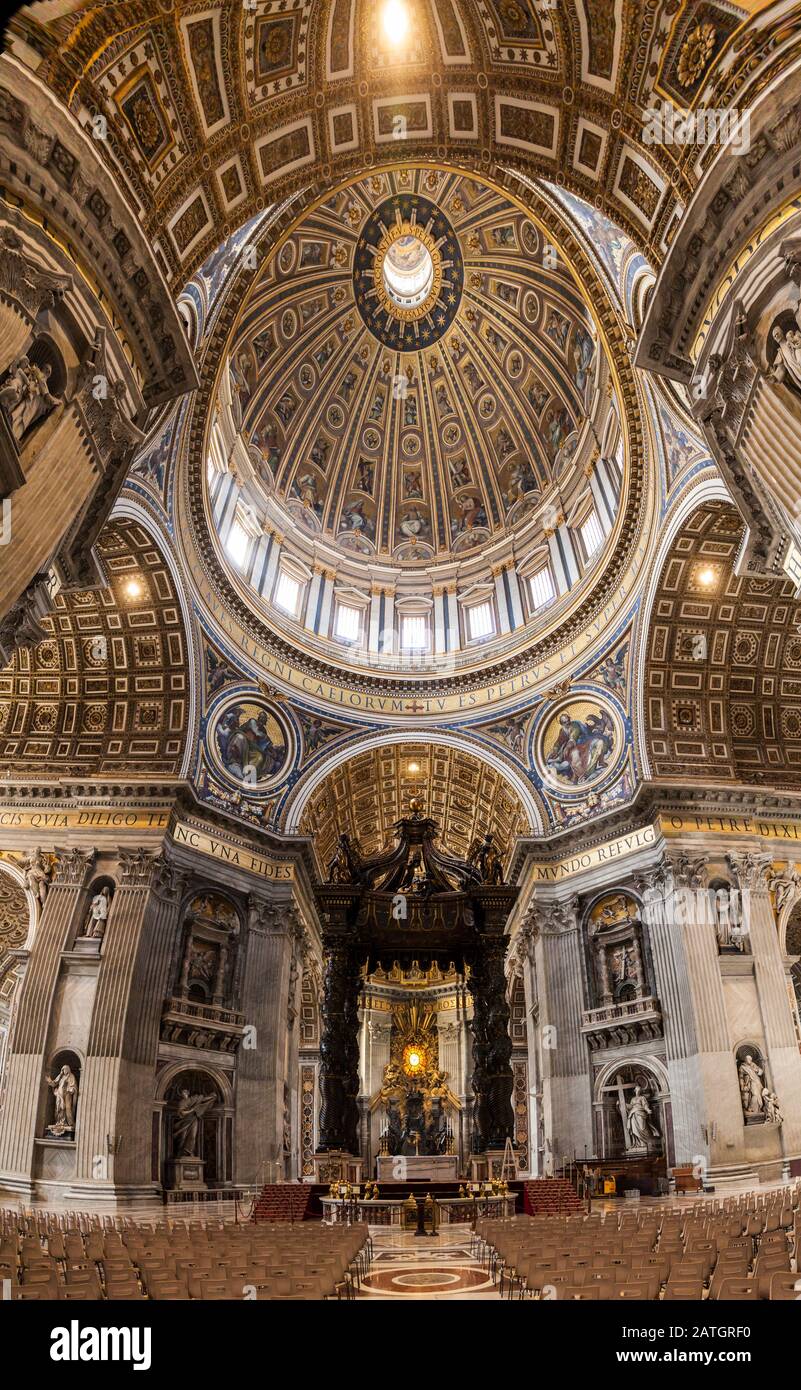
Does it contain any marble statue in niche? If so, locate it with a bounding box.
[601,1065,663,1158]
[736,1045,782,1125]
[173,1087,217,1158]
[80,885,112,939]
[625,1085,661,1153]
[45,1063,78,1138]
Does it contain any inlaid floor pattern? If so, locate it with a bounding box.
[358,1228,500,1300]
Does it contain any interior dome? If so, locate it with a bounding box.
[218,169,616,569]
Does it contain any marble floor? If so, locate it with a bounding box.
[357,1227,501,1300]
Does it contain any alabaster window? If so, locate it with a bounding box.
[580,510,604,561]
[224,518,250,571]
[274,569,302,618]
[334,602,361,644]
[529,566,555,612]
[466,600,495,642]
[400,614,428,651]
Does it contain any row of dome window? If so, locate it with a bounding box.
[223,507,606,654]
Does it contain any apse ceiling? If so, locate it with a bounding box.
[0,519,190,778]
[299,741,528,875]
[644,501,801,789]
[227,168,600,564]
[10,1,785,283]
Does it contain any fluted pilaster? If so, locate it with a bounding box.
[0,847,94,1183]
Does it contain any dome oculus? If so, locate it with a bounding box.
[354,195,463,349]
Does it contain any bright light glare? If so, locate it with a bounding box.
[698,566,716,586]
[382,0,409,45]
[125,579,142,599]
[408,1052,420,1069]
[408,761,420,774]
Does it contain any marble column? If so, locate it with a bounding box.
[530,897,593,1164]
[729,850,801,1158]
[235,893,296,1183]
[0,847,95,1192]
[73,851,186,1199]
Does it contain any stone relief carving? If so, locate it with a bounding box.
[0,226,72,321]
[0,353,59,443]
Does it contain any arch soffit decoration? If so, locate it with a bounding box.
[286,727,543,847]
[632,473,733,780]
[111,495,202,782]
[0,515,193,779]
[9,1,794,286]
[641,497,801,789]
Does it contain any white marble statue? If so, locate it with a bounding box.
[82,886,111,939]
[762,1088,783,1125]
[45,1064,78,1137]
[770,324,801,391]
[738,1053,765,1117]
[625,1085,660,1150]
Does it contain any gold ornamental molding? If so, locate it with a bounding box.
[371,219,443,324]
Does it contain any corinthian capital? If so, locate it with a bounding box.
[0,227,72,321]
[52,847,96,886]
[118,848,156,887]
[527,896,578,936]
[666,851,708,890]
[726,850,773,893]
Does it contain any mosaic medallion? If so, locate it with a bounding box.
[353,195,464,350]
[536,694,623,792]
[209,696,292,790]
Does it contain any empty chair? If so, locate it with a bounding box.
[663,1279,704,1300]
[768,1271,801,1301]
[712,1277,758,1301]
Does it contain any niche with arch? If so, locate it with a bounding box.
[709,877,750,954]
[162,1068,227,1189]
[173,891,241,1007]
[585,891,653,1008]
[595,1061,667,1163]
[76,874,116,945]
[735,1043,781,1126]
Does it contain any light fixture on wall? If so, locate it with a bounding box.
[106,1133,123,1154]
[382,0,410,45]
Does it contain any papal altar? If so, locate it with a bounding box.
[376,1155,459,1182]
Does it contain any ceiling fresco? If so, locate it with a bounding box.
[227,168,600,564]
